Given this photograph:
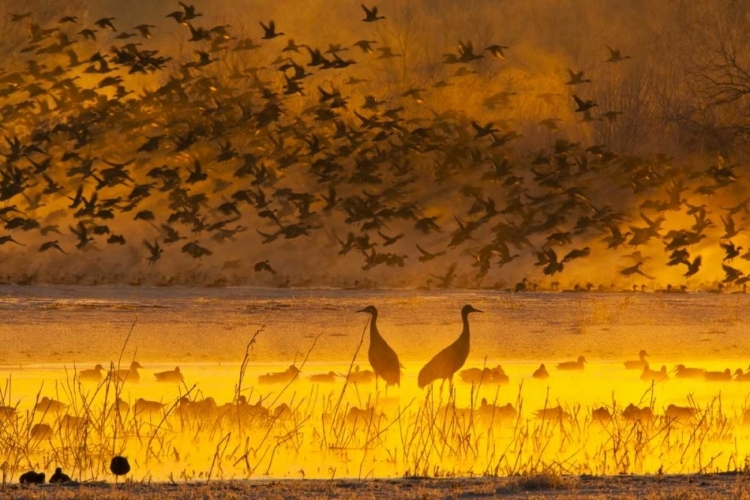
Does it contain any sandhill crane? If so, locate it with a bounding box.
[418,305,482,389]
[358,306,401,388]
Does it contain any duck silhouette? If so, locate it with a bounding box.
[556,356,586,370]
[154,366,184,383]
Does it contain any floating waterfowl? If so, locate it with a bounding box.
[556,356,586,370]
[154,366,184,383]
[459,365,508,384]
[622,404,654,423]
[641,365,668,382]
[114,361,144,383]
[705,368,732,381]
[532,364,549,379]
[675,364,705,379]
[534,405,570,422]
[665,404,697,422]
[592,406,612,423]
[624,350,649,370]
[258,365,300,385]
[60,414,88,432]
[345,365,375,384]
[308,371,338,383]
[346,406,376,424]
[30,423,53,440]
[133,398,165,416]
[35,396,67,414]
[79,364,105,382]
[477,398,517,422]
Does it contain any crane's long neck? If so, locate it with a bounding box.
[369,312,381,341]
[460,311,470,344]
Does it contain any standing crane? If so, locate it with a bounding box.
[357,306,401,387]
[418,305,482,389]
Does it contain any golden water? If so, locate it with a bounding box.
[1,286,749,481]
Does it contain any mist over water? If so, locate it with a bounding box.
[0,286,748,365]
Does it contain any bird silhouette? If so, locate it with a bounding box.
[114,361,143,383]
[19,471,45,484]
[556,356,586,370]
[624,350,648,370]
[605,46,630,63]
[361,4,385,22]
[49,467,71,483]
[260,21,284,39]
[110,456,131,479]
[418,305,482,389]
[79,364,105,382]
[532,364,549,379]
[357,306,401,387]
[155,366,184,383]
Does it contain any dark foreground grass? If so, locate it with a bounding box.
[2,474,750,499]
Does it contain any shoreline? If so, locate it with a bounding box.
[2,473,749,499]
[0,282,744,294]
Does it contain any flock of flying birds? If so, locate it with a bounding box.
[0,3,749,289]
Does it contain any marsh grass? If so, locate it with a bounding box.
[1,321,750,484]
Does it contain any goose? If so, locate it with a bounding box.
[641,365,668,382]
[534,405,570,422]
[19,471,45,484]
[30,423,53,440]
[622,404,654,423]
[705,368,731,381]
[605,46,630,63]
[556,356,586,370]
[345,365,375,384]
[734,368,750,381]
[79,364,105,382]
[675,364,705,379]
[361,4,385,22]
[665,404,697,422]
[258,365,300,384]
[346,406,377,425]
[532,363,549,379]
[260,20,284,39]
[477,399,517,422]
[133,398,165,416]
[624,350,648,370]
[308,371,338,383]
[459,365,508,384]
[35,396,67,413]
[154,366,184,383]
[49,467,71,483]
[114,361,143,383]
[592,407,612,423]
[110,456,130,480]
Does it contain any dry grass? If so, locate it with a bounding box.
[2,474,750,499]
[2,322,750,485]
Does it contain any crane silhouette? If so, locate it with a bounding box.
[357,306,401,388]
[418,305,482,389]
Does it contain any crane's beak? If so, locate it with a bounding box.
[474,308,483,313]
[356,308,368,313]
